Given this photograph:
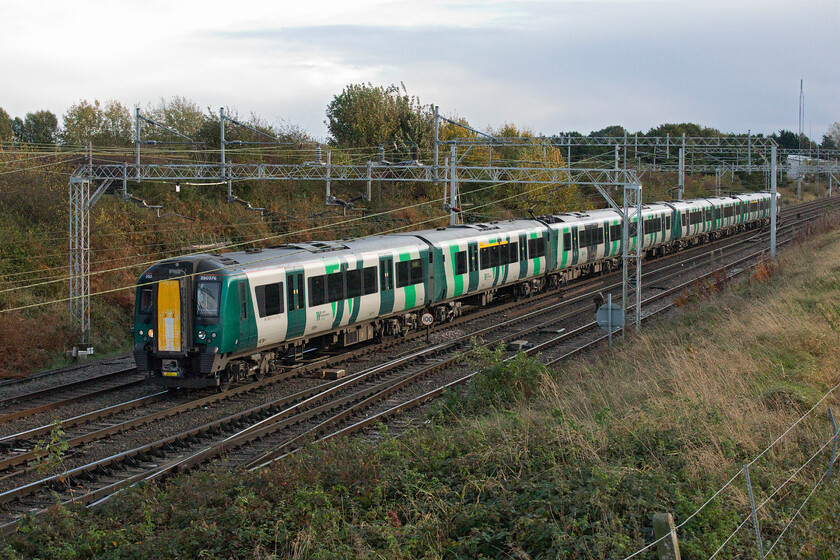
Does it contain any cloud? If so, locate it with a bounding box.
[0,0,837,139]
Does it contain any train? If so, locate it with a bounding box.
[134,191,779,389]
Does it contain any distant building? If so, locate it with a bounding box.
[787,154,832,179]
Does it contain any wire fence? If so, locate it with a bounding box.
[620,379,840,560]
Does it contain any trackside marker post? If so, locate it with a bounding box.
[652,512,681,560]
[743,464,765,559]
[828,408,837,479]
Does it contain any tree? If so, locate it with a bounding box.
[646,123,721,138]
[10,117,23,142]
[824,122,840,150]
[61,100,100,146]
[325,83,434,156]
[771,129,798,150]
[143,96,207,141]
[18,111,59,144]
[100,100,132,146]
[0,108,12,142]
[62,99,132,146]
[589,125,627,138]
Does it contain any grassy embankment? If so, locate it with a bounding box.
[3,200,839,558]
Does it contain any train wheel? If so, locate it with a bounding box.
[255,361,270,381]
[218,373,232,393]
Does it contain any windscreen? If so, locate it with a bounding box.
[196,281,222,318]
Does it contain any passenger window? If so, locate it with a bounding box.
[528,237,546,258]
[397,260,411,287]
[346,269,362,299]
[363,266,377,295]
[309,276,326,306]
[255,282,284,317]
[397,258,423,287]
[327,272,344,302]
[489,246,500,268]
[410,258,423,284]
[455,251,467,275]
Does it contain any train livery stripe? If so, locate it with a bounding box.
[449,244,464,297]
[399,252,417,310]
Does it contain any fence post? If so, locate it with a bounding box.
[653,513,681,560]
[744,464,765,559]
[828,408,837,479]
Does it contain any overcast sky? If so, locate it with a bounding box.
[1,0,837,141]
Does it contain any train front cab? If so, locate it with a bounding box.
[134,262,231,389]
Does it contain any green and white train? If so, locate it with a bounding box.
[134,192,778,389]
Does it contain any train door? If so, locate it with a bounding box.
[157,278,185,354]
[285,269,306,339]
[672,210,681,241]
[237,279,255,349]
[467,242,479,292]
[431,246,446,301]
[560,228,572,268]
[378,255,394,315]
[546,228,558,272]
[425,248,436,305]
[571,225,579,265]
[518,234,528,279]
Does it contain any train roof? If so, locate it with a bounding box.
[162,219,547,275]
[401,219,543,243]
[147,192,775,277]
[206,235,429,272]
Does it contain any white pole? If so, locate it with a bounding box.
[450,144,458,226]
[770,145,777,258]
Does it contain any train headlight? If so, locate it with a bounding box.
[138,330,144,336]
[197,330,207,340]
[148,329,154,338]
[211,332,217,339]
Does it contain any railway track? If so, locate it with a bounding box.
[0,368,145,426]
[0,197,834,533]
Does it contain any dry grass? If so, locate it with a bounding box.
[538,227,840,524]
